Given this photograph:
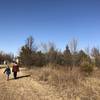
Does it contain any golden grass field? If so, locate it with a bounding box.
[0,65,100,100]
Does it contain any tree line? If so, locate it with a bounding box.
[0,51,14,64]
[0,36,99,74]
[19,36,100,73]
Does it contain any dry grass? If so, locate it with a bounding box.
[0,65,100,100]
[30,65,100,100]
[0,67,63,100]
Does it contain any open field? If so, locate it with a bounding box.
[0,67,63,100]
[0,66,100,100]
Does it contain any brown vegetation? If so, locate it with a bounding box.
[0,36,100,100]
[0,64,100,100]
[30,64,100,100]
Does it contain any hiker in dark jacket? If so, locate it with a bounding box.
[12,62,19,79]
[4,63,11,81]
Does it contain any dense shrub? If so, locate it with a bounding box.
[95,56,100,68]
[81,61,94,75]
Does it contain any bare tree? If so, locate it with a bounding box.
[91,47,99,58]
[91,47,100,68]
[26,36,33,50]
[26,36,37,51]
[40,42,56,53]
[69,38,78,54]
[40,43,48,53]
[68,38,78,68]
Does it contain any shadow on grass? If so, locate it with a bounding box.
[10,75,31,80]
[17,75,31,79]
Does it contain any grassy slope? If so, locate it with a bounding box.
[30,66,100,100]
[0,66,100,100]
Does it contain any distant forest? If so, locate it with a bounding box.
[0,36,100,74]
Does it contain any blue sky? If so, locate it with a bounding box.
[0,0,100,55]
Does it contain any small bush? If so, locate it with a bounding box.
[81,62,94,75]
[37,66,83,88]
[39,67,52,82]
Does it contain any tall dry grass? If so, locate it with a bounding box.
[30,64,100,100]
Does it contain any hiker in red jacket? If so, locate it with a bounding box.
[12,62,19,79]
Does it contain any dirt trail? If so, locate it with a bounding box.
[0,68,62,100]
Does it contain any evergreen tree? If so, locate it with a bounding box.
[63,45,72,66]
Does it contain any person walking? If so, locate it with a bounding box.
[4,63,11,81]
[12,62,19,79]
